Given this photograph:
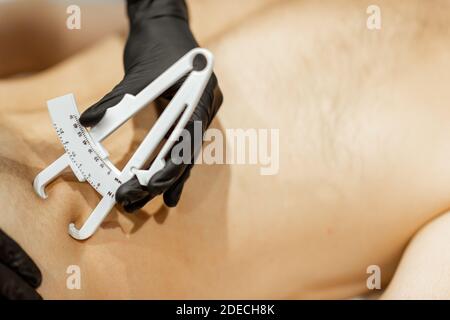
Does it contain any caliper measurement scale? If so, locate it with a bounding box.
[53,108,122,198]
[33,48,214,240]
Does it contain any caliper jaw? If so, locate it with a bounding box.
[33,155,69,199]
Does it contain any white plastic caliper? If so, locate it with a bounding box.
[33,48,213,240]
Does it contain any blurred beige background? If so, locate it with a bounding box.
[0,0,278,77]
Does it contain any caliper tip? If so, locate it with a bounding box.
[69,223,83,240]
[33,175,48,199]
[68,223,92,241]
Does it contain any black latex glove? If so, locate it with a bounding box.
[0,229,42,300]
[80,0,223,212]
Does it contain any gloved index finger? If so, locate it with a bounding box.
[80,71,154,128]
[0,229,42,288]
[79,86,126,127]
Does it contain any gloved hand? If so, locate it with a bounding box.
[80,0,223,212]
[0,229,42,300]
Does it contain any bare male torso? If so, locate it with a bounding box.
[0,0,449,299]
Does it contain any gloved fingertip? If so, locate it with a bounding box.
[27,267,42,289]
[116,177,153,213]
[123,203,135,213]
[20,258,43,289]
[148,161,185,189]
[80,91,127,127]
[79,106,107,127]
[163,190,181,208]
[163,177,187,208]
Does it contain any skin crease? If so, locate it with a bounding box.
[0,0,449,299]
